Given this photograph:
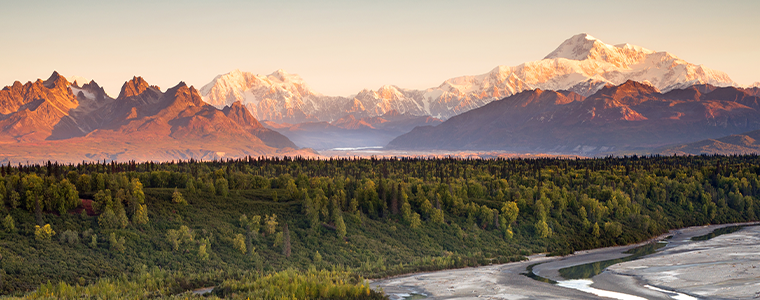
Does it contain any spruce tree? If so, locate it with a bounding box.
[282,224,291,257]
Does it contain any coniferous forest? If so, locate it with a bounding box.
[0,155,759,299]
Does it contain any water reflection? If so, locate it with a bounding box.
[521,263,557,284]
[558,242,666,280]
[690,225,745,241]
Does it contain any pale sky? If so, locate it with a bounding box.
[1,0,759,97]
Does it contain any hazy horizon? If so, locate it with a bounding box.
[2,0,759,97]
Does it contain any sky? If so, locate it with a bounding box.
[1,0,759,97]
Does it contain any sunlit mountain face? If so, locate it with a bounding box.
[200,33,734,123]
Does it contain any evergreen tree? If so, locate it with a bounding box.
[335,214,347,238]
[89,234,98,248]
[216,178,229,197]
[2,215,14,232]
[282,224,291,257]
[109,232,125,253]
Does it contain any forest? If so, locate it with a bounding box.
[0,154,758,299]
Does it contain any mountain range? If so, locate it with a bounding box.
[387,81,760,154]
[1,33,758,161]
[0,72,309,163]
[199,33,735,123]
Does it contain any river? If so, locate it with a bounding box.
[370,222,760,300]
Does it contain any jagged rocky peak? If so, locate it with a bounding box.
[162,82,205,107]
[69,76,90,88]
[223,101,260,126]
[81,80,102,90]
[43,71,70,90]
[117,76,160,100]
[595,80,660,96]
[222,101,261,127]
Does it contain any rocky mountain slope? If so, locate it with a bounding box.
[0,72,308,163]
[387,81,760,154]
[200,34,735,123]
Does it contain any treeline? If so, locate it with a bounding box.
[0,155,758,298]
[16,267,382,300]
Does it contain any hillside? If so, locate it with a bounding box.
[387,81,760,154]
[657,130,760,155]
[0,156,758,299]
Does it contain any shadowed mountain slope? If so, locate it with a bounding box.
[388,81,760,154]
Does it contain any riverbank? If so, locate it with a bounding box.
[608,224,760,299]
[371,222,760,299]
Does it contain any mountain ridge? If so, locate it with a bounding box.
[0,72,309,163]
[387,81,760,154]
[200,33,736,123]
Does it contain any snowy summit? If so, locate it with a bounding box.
[200,33,737,123]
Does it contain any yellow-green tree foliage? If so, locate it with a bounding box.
[233,233,246,254]
[89,234,98,248]
[198,243,209,260]
[286,179,299,200]
[501,201,519,224]
[2,214,14,232]
[430,208,445,224]
[401,201,412,224]
[166,225,193,251]
[172,188,187,205]
[504,225,514,239]
[304,193,321,231]
[22,174,44,212]
[98,207,119,229]
[604,221,623,238]
[198,238,211,260]
[130,178,145,204]
[535,219,551,238]
[92,189,112,214]
[335,215,347,238]
[409,212,422,229]
[264,214,278,235]
[109,232,126,253]
[34,224,56,241]
[273,232,283,247]
[132,204,149,225]
[592,222,601,237]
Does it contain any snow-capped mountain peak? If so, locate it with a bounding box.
[200,33,738,123]
[544,33,656,68]
[544,33,603,60]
